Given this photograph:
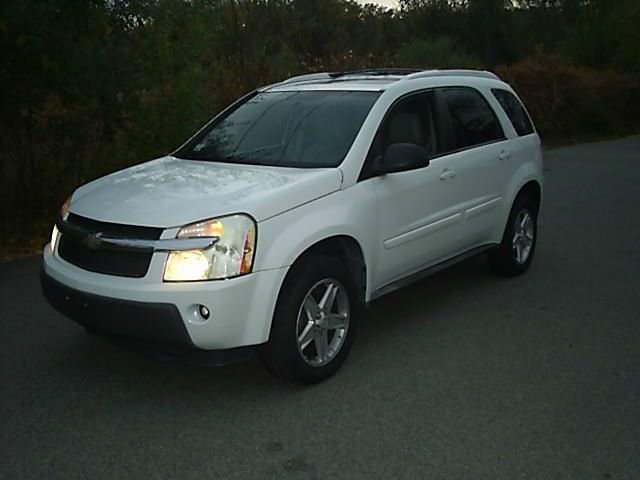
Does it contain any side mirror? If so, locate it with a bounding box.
[379,143,430,174]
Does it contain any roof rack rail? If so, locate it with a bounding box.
[279,72,332,85]
[265,69,413,90]
[328,68,422,78]
[262,68,500,91]
[259,72,332,91]
[404,69,500,81]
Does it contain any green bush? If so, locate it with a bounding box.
[2,0,640,258]
[395,37,480,69]
[497,55,640,140]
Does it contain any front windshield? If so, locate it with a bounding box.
[174,90,380,168]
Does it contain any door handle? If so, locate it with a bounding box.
[499,151,511,161]
[440,168,457,181]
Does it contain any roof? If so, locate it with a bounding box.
[261,69,501,93]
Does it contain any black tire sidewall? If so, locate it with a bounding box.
[261,255,359,384]
[491,195,538,275]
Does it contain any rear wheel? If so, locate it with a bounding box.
[488,194,538,275]
[259,256,359,384]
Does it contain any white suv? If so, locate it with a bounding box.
[41,69,543,383]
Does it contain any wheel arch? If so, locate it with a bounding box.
[285,235,367,305]
[495,165,543,243]
[516,179,542,211]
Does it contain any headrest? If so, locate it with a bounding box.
[388,112,426,146]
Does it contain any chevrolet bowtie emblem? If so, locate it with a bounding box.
[85,232,103,250]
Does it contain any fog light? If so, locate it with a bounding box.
[199,305,210,319]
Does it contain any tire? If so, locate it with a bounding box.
[488,194,538,276]
[259,255,359,384]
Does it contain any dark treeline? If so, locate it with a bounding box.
[1,0,639,252]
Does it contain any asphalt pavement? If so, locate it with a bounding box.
[1,136,639,479]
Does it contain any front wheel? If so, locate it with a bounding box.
[488,194,538,276]
[259,256,359,384]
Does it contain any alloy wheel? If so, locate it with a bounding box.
[512,209,535,264]
[295,278,350,367]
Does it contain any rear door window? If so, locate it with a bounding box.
[492,89,535,136]
[441,87,505,151]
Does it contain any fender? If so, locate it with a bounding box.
[495,159,544,241]
[255,182,379,300]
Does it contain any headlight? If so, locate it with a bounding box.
[50,195,71,252]
[59,195,71,221]
[163,214,256,282]
[50,224,60,252]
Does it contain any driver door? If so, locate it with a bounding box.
[367,91,469,290]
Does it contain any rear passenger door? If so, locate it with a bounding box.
[490,87,540,204]
[436,87,509,247]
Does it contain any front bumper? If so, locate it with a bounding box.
[41,246,288,350]
[41,269,195,349]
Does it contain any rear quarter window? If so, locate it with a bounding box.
[492,89,535,136]
[441,87,505,150]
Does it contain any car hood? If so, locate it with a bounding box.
[69,156,342,227]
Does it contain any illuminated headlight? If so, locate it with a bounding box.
[50,225,60,252]
[163,214,257,282]
[50,194,71,252]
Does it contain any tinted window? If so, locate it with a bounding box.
[492,89,534,136]
[441,88,504,150]
[360,92,439,179]
[175,91,380,168]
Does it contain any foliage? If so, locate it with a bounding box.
[560,0,640,73]
[395,37,480,69]
[0,0,639,252]
[498,55,640,139]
